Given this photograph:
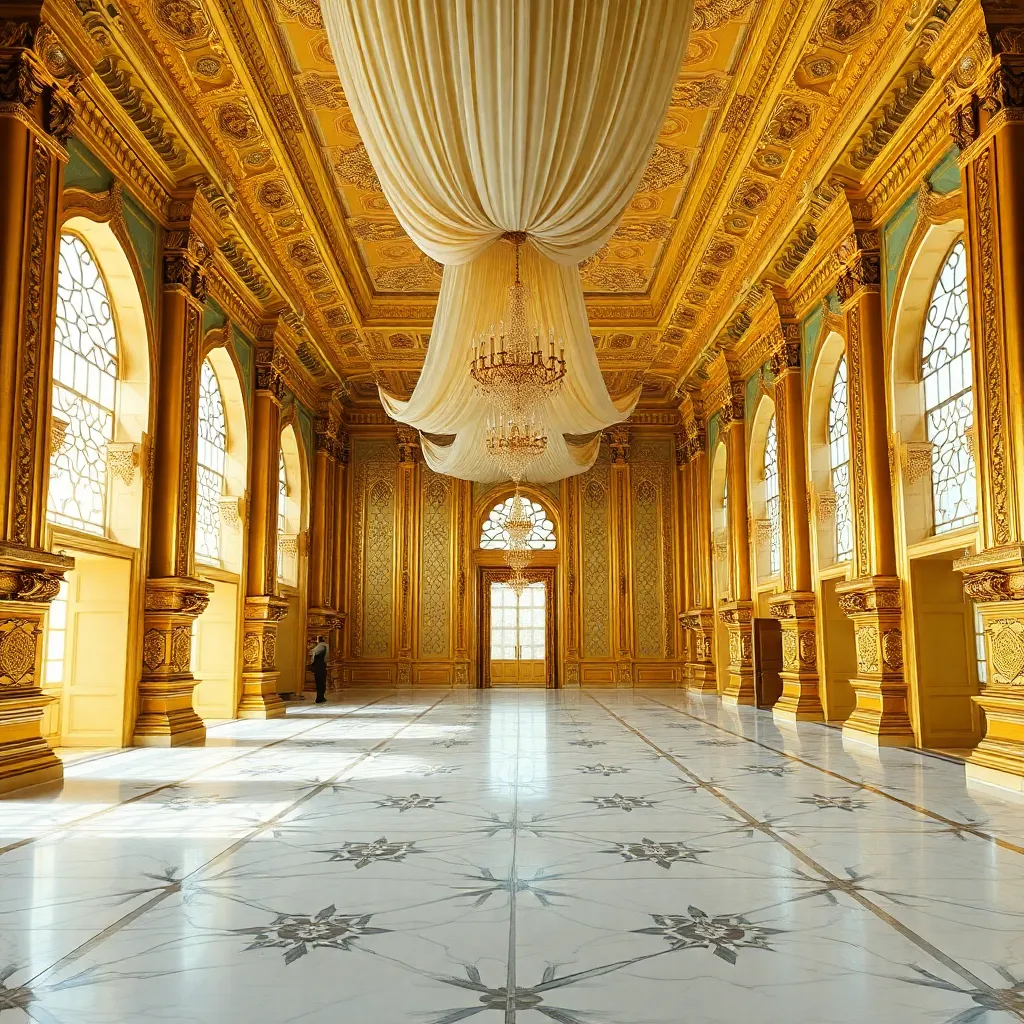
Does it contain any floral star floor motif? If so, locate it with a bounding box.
[3,688,1023,1024]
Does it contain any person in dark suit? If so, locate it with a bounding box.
[310,637,329,704]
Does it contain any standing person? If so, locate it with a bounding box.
[310,637,329,704]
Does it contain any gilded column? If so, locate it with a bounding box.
[680,401,717,692]
[452,478,472,687]
[769,312,824,722]
[0,11,79,790]
[135,191,218,746]
[328,426,348,687]
[303,402,340,691]
[719,380,754,705]
[238,334,289,719]
[608,425,634,686]
[948,7,1024,791]
[834,227,913,746]
[395,425,420,688]
[563,475,582,687]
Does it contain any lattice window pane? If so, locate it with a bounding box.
[277,449,288,579]
[480,496,556,550]
[195,360,227,564]
[47,234,118,535]
[922,240,977,534]
[764,415,781,576]
[828,355,853,562]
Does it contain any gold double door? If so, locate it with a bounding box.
[488,579,547,686]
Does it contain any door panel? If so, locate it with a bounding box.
[753,617,783,709]
[488,580,548,686]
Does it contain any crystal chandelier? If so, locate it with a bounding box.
[503,490,532,545]
[485,412,547,484]
[469,234,566,421]
[507,568,529,599]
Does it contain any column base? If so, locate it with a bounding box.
[136,577,214,746]
[835,576,913,746]
[686,663,718,693]
[238,670,286,719]
[770,592,824,722]
[680,610,717,694]
[719,601,753,706]
[840,679,915,747]
[966,758,1024,798]
[961,686,1024,795]
[0,546,74,792]
[0,691,63,794]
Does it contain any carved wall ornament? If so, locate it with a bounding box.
[799,629,818,666]
[142,629,166,672]
[855,625,879,672]
[636,143,690,193]
[989,618,1024,686]
[671,74,728,109]
[782,630,798,668]
[50,415,70,457]
[764,97,814,146]
[104,442,141,486]
[962,569,1012,603]
[816,489,837,525]
[0,619,38,686]
[816,0,879,49]
[218,496,244,530]
[156,0,211,39]
[754,518,773,547]
[690,0,755,33]
[849,66,935,171]
[216,101,261,144]
[900,440,934,485]
[881,628,904,671]
[333,144,381,191]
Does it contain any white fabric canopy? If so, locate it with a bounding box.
[324,0,693,481]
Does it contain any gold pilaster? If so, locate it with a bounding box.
[395,425,420,688]
[0,9,81,788]
[238,332,289,719]
[563,475,581,687]
[136,188,218,744]
[836,226,912,745]
[719,383,754,705]
[304,403,341,691]
[452,478,472,688]
[608,425,634,686]
[329,428,348,686]
[680,399,717,692]
[948,5,1024,789]
[769,306,823,721]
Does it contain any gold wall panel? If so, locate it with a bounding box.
[630,439,674,659]
[419,469,452,658]
[580,448,613,659]
[352,439,398,659]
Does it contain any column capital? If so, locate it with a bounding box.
[835,228,882,306]
[253,339,289,404]
[606,423,630,464]
[396,424,420,464]
[163,188,223,304]
[0,16,82,146]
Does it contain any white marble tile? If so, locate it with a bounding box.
[3,688,1024,1023]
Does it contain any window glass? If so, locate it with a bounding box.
[195,359,227,564]
[480,496,556,550]
[47,234,118,534]
[828,355,853,562]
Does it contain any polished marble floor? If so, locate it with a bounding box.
[3,689,1024,1022]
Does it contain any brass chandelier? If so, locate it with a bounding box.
[502,490,534,599]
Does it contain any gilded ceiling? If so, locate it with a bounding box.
[81,0,957,405]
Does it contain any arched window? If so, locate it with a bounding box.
[480,495,556,550]
[922,240,977,534]
[195,359,227,564]
[764,415,781,576]
[47,233,119,535]
[277,449,288,579]
[828,355,853,562]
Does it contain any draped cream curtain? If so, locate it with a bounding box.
[324,0,693,481]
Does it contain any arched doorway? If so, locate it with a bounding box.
[806,329,858,722]
[42,218,152,747]
[475,489,558,687]
[191,342,249,721]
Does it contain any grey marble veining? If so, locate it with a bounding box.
[1,688,1023,1022]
